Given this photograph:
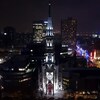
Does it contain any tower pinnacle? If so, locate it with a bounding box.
[48,1,51,17]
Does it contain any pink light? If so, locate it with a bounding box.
[94,50,96,59]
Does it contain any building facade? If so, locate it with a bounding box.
[33,20,47,43]
[61,17,77,51]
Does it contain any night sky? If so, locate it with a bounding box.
[0,0,100,33]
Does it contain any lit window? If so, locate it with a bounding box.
[50,42,52,47]
[92,34,97,38]
[51,56,54,62]
[47,42,49,47]
[46,56,48,62]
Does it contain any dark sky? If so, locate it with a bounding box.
[0,0,100,32]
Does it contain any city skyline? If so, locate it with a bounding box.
[0,0,100,99]
[0,0,100,32]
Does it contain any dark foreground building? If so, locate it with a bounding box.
[0,54,38,95]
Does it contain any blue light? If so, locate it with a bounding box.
[76,45,90,61]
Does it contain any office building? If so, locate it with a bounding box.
[61,17,77,51]
[33,20,47,42]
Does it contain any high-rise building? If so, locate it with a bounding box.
[61,17,77,50]
[33,20,47,42]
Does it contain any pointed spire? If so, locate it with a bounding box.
[48,1,51,17]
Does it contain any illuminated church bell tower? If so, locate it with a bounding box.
[40,3,59,95]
